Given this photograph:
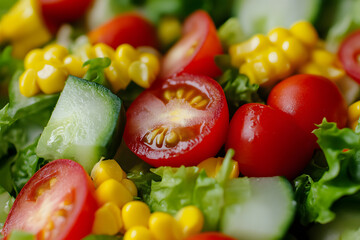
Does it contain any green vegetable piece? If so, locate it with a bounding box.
[83,57,111,87]
[36,76,125,173]
[0,186,14,231]
[217,18,246,50]
[8,231,35,240]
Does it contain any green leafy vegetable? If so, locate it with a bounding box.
[8,231,35,240]
[0,0,17,18]
[0,185,14,231]
[117,82,145,109]
[83,57,111,86]
[295,120,360,225]
[217,18,245,50]
[82,234,123,240]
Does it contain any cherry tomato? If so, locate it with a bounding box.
[185,232,236,240]
[2,159,98,240]
[160,10,223,79]
[225,103,315,179]
[88,13,159,49]
[40,0,93,24]
[124,73,229,167]
[338,30,360,83]
[267,74,348,144]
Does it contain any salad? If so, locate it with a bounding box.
[0,0,360,239]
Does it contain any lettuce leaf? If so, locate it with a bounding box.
[295,120,360,225]
[0,185,14,231]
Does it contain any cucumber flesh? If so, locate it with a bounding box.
[220,177,295,240]
[36,76,124,173]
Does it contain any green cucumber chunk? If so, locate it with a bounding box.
[36,76,124,173]
[220,177,295,240]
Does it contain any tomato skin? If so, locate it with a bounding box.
[338,30,360,83]
[2,159,98,240]
[160,10,223,79]
[40,0,93,24]
[185,232,237,240]
[225,103,315,179]
[267,74,348,144]
[88,13,159,49]
[124,73,229,167]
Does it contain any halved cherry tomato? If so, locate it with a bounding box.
[160,10,223,79]
[185,232,236,240]
[2,159,98,240]
[267,74,347,144]
[123,73,229,167]
[88,13,159,49]
[338,30,360,83]
[225,103,315,179]
[40,0,93,24]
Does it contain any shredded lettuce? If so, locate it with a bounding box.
[83,57,111,87]
[0,185,14,231]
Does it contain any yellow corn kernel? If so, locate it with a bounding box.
[115,44,140,65]
[36,63,67,94]
[128,61,156,88]
[239,63,258,85]
[19,69,40,97]
[198,157,239,179]
[124,226,155,240]
[24,49,44,69]
[175,206,203,238]
[95,179,133,208]
[93,43,115,59]
[91,159,126,188]
[290,21,318,48]
[148,212,183,240]
[279,36,308,67]
[92,202,123,235]
[251,58,275,84]
[311,49,336,66]
[298,62,325,77]
[121,179,138,197]
[105,60,131,92]
[43,44,69,62]
[139,53,160,75]
[158,16,182,47]
[122,201,151,231]
[266,47,292,80]
[229,34,271,67]
[348,101,360,130]
[267,27,291,44]
[75,43,96,62]
[63,55,87,78]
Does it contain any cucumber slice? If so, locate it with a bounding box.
[233,0,321,38]
[36,76,125,173]
[220,177,295,240]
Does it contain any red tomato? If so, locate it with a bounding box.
[123,73,229,167]
[267,74,348,144]
[338,30,360,83]
[40,0,93,24]
[88,13,158,49]
[185,232,236,240]
[160,10,223,79]
[2,159,98,240]
[225,103,315,179]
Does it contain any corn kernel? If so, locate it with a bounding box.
[93,43,115,59]
[251,58,274,84]
[122,201,151,231]
[139,53,160,75]
[311,49,336,66]
[91,159,126,188]
[115,44,140,65]
[348,101,360,127]
[298,62,325,77]
[19,69,40,97]
[24,49,44,69]
[124,226,155,240]
[36,63,67,94]
[105,60,131,92]
[158,16,182,46]
[63,55,87,78]
[279,36,308,66]
[198,157,239,179]
[43,44,69,62]
[95,179,133,208]
[121,179,138,197]
[148,212,183,240]
[128,61,155,88]
[267,27,291,44]
[239,63,258,85]
[266,47,292,80]
[92,202,123,235]
[175,206,204,238]
[290,21,318,48]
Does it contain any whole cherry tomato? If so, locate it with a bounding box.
[267,74,348,144]
[225,103,315,179]
[185,232,237,240]
[2,159,98,240]
[338,30,360,83]
[160,10,223,79]
[124,73,229,167]
[40,0,93,24]
[88,13,159,49]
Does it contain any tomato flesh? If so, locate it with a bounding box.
[225,103,315,179]
[2,159,98,240]
[160,10,223,79]
[185,232,237,240]
[88,13,159,49]
[338,30,360,83]
[124,73,229,167]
